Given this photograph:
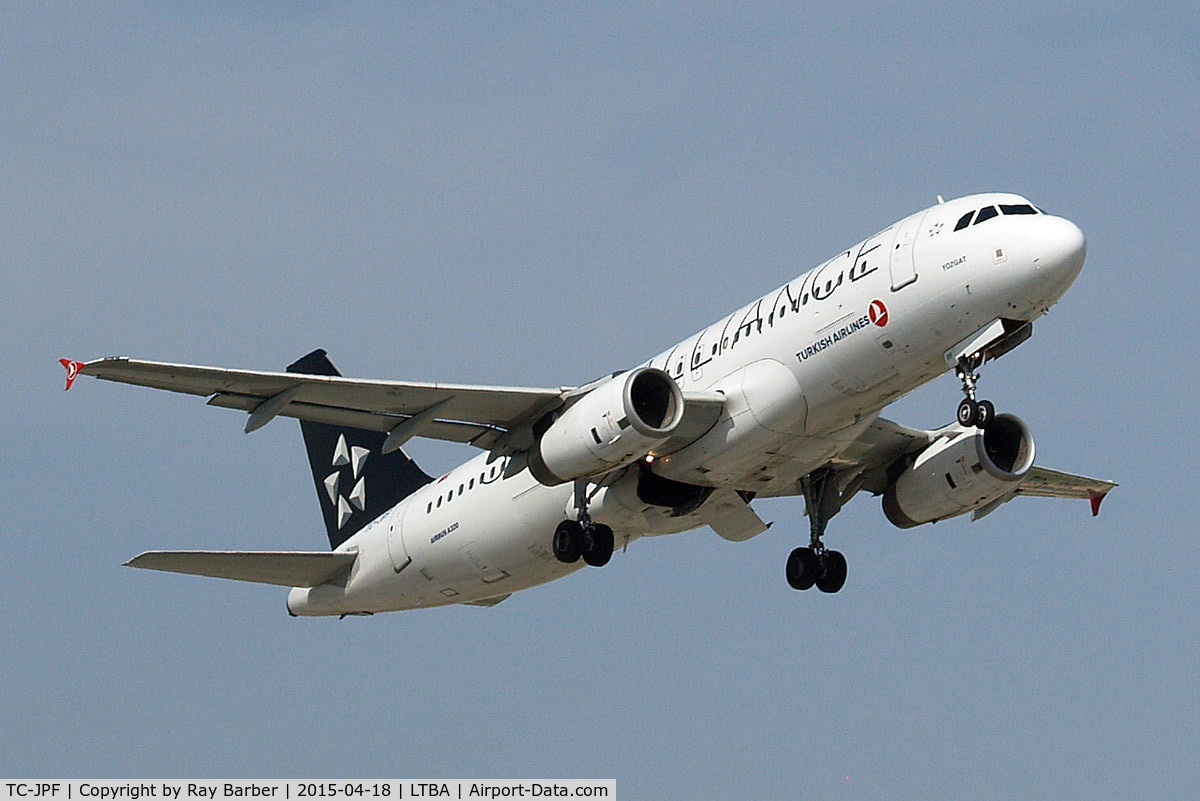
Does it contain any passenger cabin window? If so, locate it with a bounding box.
[1000,203,1038,215]
[973,205,999,225]
[954,211,974,231]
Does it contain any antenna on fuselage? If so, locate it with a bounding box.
[937,195,945,204]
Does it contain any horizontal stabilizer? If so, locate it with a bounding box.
[125,550,357,587]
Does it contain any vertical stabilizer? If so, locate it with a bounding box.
[287,349,433,549]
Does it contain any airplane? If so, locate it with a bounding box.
[61,192,1116,616]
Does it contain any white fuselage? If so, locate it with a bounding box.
[287,193,1086,615]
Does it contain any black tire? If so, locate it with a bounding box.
[553,520,584,564]
[957,398,978,427]
[974,399,995,429]
[815,550,848,593]
[583,524,615,567]
[786,547,819,591]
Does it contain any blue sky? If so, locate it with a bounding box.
[4,3,1197,798]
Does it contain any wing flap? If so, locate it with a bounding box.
[125,550,358,587]
[698,489,770,541]
[206,392,503,447]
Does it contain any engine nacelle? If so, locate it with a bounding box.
[529,367,684,486]
[882,414,1036,528]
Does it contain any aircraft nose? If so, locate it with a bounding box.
[1028,215,1086,285]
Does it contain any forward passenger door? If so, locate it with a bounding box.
[889,212,927,290]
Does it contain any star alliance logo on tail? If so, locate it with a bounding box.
[324,433,369,529]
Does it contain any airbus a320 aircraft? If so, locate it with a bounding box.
[63,193,1115,616]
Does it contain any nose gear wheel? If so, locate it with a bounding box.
[955,356,996,429]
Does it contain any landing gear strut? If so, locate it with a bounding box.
[552,479,614,568]
[954,354,995,429]
[786,467,848,594]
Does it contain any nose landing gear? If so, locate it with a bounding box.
[954,355,996,429]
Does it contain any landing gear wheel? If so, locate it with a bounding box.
[954,354,996,429]
[583,524,615,567]
[957,398,978,427]
[974,399,995,429]
[552,520,584,564]
[815,550,848,593]
[790,467,847,593]
[786,547,820,591]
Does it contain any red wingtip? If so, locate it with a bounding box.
[1089,492,1106,517]
[59,358,84,391]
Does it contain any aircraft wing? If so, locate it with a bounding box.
[62,354,729,456]
[826,416,938,495]
[832,416,1116,514]
[64,355,570,451]
[1013,466,1118,513]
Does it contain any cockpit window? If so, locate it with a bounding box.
[955,202,1037,232]
[973,205,999,225]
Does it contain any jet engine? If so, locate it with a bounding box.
[529,367,684,486]
[882,414,1036,528]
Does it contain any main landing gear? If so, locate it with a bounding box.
[553,519,614,567]
[954,354,996,429]
[786,467,848,594]
[552,479,615,568]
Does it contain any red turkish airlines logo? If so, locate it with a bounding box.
[868,299,889,327]
[60,358,84,390]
